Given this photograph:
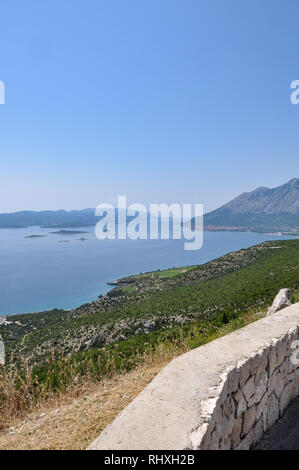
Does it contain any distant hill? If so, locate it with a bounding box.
[0,209,98,228]
[0,208,141,229]
[200,178,299,234]
[2,179,299,233]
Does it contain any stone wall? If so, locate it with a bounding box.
[191,326,299,450]
[88,303,299,450]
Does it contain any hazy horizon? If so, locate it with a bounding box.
[0,176,298,215]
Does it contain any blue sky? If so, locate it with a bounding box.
[0,0,299,213]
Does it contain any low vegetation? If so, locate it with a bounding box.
[0,309,264,446]
[1,239,299,445]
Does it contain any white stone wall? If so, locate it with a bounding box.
[192,326,299,450]
[88,303,299,450]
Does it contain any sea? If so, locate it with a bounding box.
[0,226,293,316]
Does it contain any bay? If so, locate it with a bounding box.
[0,226,292,316]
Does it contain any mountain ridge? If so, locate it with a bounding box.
[0,208,97,228]
[0,208,139,229]
[202,178,299,234]
[219,178,299,215]
[1,179,299,233]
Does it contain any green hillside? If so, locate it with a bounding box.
[1,239,299,369]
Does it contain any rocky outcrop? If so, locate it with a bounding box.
[267,289,291,316]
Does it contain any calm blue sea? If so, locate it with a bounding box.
[0,227,292,316]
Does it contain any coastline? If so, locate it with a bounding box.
[2,238,299,369]
[0,230,297,318]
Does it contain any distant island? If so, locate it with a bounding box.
[50,230,88,235]
[24,235,47,239]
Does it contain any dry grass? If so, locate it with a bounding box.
[0,344,179,450]
[0,338,186,433]
[0,361,168,450]
[0,310,265,450]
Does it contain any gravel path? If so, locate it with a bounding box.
[255,398,299,450]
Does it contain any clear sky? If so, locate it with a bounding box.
[0,0,299,213]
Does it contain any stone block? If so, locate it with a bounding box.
[190,423,209,449]
[226,368,239,393]
[242,405,256,436]
[267,289,291,316]
[219,436,231,450]
[276,338,287,368]
[263,393,279,431]
[250,348,268,377]
[243,376,255,403]
[254,370,268,404]
[268,344,278,376]
[237,359,251,388]
[256,391,269,420]
[230,417,242,449]
[268,370,284,399]
[249,417,264,447]
[222,396,235,419]
[279,381,296,415]
[233,390,247,417]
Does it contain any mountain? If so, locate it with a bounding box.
[2,179,299,233]
[202,178,299,234]
[0,208,139,229]
[0,208,171,229]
